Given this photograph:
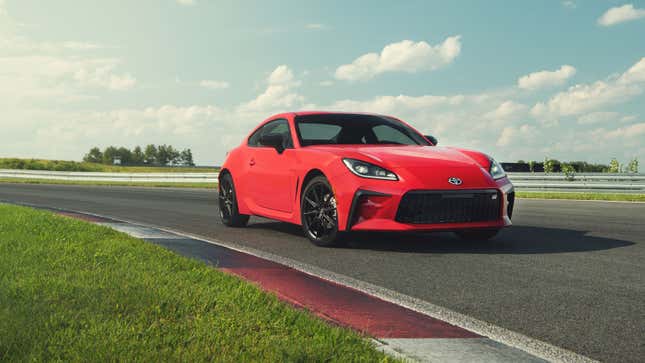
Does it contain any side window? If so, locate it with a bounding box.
[247,119,293,148]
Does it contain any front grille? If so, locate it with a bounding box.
[396,190,501,224]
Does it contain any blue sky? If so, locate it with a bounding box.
[1,0,644,165]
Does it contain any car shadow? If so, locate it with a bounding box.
[247,219,635,254]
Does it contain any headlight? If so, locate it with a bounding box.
[342,158,398,181]
[489,158,506,179]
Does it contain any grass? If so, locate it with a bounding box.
[516,191,645,202]
[0,204,393,362]
[0,177,216,189]
[0,157,218,173]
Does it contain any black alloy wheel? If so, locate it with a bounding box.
[219,173,249,227]
[301,176,342,246]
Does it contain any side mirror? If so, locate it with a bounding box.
[259,134,285,153]
[424,135,438,145]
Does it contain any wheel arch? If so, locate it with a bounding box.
[296,169,327,224]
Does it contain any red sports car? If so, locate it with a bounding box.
[219,112,514,246]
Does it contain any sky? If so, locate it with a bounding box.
[1,0,644,166]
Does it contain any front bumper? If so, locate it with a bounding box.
[341,177,514,232]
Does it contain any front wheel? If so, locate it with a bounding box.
[455,229,500,241]
[301,176,343,247]
[219,173,249,227]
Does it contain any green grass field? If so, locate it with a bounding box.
[0,204,393,362]
[516,191,645,202]
[0,157,218,173]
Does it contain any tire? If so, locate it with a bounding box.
[301,176,343,247]
[219,173,249,227]
[455,229,500,241]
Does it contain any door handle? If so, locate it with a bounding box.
[249,159,255,166]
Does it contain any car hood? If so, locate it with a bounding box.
[307,145,482,168]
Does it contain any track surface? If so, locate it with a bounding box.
[1,183,643,362]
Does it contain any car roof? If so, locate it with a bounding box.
[268,111,394,119]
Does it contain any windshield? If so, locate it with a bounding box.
[295,114,430,146]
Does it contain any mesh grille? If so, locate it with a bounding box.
[396,190,501,224]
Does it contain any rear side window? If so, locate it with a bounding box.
[297,123,342,144]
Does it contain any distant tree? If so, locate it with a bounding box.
[132,146,145,164]
[517,160,526,164]
[528,160,535,173]
[608,158,620,173]
[116,147,132,165]
[83,147,103,163]
[560,163,576,181]
[102,146,119,164]
[627,158,639,173]
[179,149,195,166]
[144,144,158,165]
[156,144,179,166]
[543,157,555,174]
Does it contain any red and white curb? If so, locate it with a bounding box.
[14,203,594,363]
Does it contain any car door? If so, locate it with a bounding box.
[246,119,297,213]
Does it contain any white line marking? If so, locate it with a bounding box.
[380,338,547,363]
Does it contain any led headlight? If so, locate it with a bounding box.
[342,158,398,180]
[489,158,506,179]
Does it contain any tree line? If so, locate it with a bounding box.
[83,145,195,166]
[504,157,639,173]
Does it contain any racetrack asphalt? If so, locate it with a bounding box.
[1,183,643,362]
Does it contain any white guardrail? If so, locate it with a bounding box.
[0,169,219,183]
[506,172,645,193]
[1,169,644,193]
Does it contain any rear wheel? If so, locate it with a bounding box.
[455,229,500,241]
[219,173,249,227]
[301,176,343,247]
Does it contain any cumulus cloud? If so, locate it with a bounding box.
[199,80,230,89]
[602,122,645,139]
[598,4,645,26]
[484,101,529,123]
[239,65,306,112]
[305,23,327,30]
[531,58,645,119]
[577,111,623,125]
[517,65,576,90]
[562,1,576,9]
[496,124,536,147]
[334,36,461,81]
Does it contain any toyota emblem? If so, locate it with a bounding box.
[448,177,463,186]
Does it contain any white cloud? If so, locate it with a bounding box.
[305,23,327,30]
[62,41,102,50]
[577,111,622,125]
[496,124,535,147]
[484,101,529,123]
[238,65,306,112]
[199,80,230,89]
[517,65,576,90]
[598,4,645,26]
[562,1,576,9]
[334,36,462,81]
[176,0,196,6]
[618,57,645,84]
[531,58,645,119]
[603,122,645,139]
